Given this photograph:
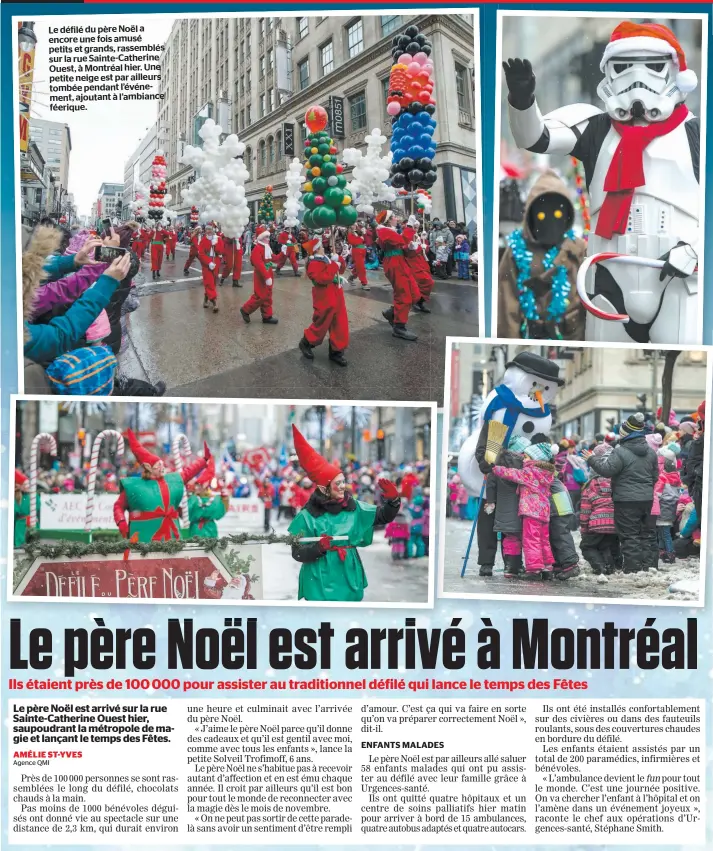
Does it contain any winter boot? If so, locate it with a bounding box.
[503,555,523,579]
[299,337,315,360]
[262,316,279,325]
[413,298,431,314]
[382,307,395,326]
[478,564,493,578]
[212,299,219,313]
[232,279,242,288]
[554,562,578,580]
[392,324,417,341]
[328,349,348,367]
[240,307,250,323]
[361,284,371,292]
[203,295,210,309]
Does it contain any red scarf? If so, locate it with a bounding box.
[596,106,689,240]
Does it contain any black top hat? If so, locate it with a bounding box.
[505,351,564,386]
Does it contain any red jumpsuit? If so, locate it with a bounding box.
[304,255,349,352]
[242,241,275,319]
[275,231,299,273]
[184,233,200,273]
[347,230,368,286]
[197,235,224,301]
[164,230,177,261]
[140,228,151,258]
[221,238,243,283]
[150,228,168,272]
[131,232,144,259]
[376,225,419,325]
[402,226,434,301]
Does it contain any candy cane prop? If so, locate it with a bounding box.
[85,430,125,532]
[172,434,192,528]
[576,253,669,323]
[29,433,57,529]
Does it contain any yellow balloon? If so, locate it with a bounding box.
[304,182,313,192]
[394,63,408,71]
[311,147,318,154]
[311,167,321,176]
[342,195,352,205]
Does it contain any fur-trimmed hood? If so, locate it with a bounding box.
[23,227,62,341]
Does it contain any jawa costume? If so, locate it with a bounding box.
[275,229,301,275]
[113,429,209,543]
[149,226,169,280]
[197,229,224,312]
[241,227,278,324]
[498,171,587,339]
[188,458,229,538]
[403,218,434,312]
[14,470,34,549]
[183,228,201,274]
[288,425,401,602]
[347,225,369,290]
[298,239,349,367]
[220,237,243,287]
[375,209,420,341]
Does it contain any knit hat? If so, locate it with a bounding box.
[679,420,697,435]
[666,441,681,456]
[125,428,161,466]
[646,432,663,450]
[697,401,705,422]
[508,434,531,454]
[15,470,28,486]
[524,442,557,462]
[592,442,612,457]
[600,22,697,93]
[292,424,341,487]
[376,210,395,226]
[620,412,646,437]
[658,447,676,463]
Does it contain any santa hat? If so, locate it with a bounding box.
[195,456,216,488]
[601,22,697,93]
[292,424,341,487]
[125,428,161,466]
[15,470,28,486]
[376,210,395,226]
[256,226,270,239]
[302,238,322,255]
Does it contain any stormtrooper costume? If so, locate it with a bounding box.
[504,22,699,344]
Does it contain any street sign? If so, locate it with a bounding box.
[329,95,344,138]
[283,122,295,157]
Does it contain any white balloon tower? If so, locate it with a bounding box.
[129,181,149,220]
[180,118,251,238]
[342,129,397,215]
[283,157,305,228]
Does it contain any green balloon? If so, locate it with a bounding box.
[309,153,323,167]
[302,210,314,230]
[337,205,358,226]
[311,176,327,194]
[302,192,316,210]
[336,175,347,188]
[321,161,337,178]
[313,206,337,227]
[324,187,344,208]
[318,143,330,155]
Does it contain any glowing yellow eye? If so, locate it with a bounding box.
[536,211,546,221]
[554,209,563,219]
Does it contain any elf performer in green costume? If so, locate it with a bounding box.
[188,456,230,538]
[288,424,401,602]
[14,470,35,548]
[113,429,210,543]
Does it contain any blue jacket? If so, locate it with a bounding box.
[24,254,119,366]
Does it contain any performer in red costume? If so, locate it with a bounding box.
[183,227,202,274]
[220,236,243,287]
[298,238,349,367]
[375,209,419,341]
[274,227,301,276]
[164,223,177,261]
[347,222,370,291]
[402,215,433,313]
[241,226,278,325]
[149,224,169,280]
[197,223,224,313]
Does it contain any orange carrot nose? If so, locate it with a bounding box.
[534,390,544,412]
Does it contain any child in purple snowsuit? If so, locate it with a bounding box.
[492,440,558,576]
[385,512,410,560]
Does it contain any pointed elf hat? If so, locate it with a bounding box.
[195,455,216,487]
[125,428,161,466]
[15,470,28,486]
[302,238,322,255]
[601,22,697,93]
[291,424,341,487]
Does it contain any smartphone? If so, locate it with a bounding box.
[94,245,127,263]
[102,218,112,237]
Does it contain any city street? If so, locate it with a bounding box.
[262,518,430,603]
[119,244,477,404]
[442,517,701,601]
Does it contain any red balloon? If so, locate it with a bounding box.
[336,164,344,174]
[305,104,329,133]
[329,146,337,154]
[429,98,437,106]
[418,90,431,104]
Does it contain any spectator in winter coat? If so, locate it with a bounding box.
[655,448,682,564]
[586,413,658,574]
[681,403,705,531]
[579,443,621,575]
[549,478,579,579]
[484,434,529,578]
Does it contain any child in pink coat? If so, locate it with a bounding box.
[492,439,558,577]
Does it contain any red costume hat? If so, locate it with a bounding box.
[125,428,161,466]
[15,470,28,486]
[601,22,697,93]
[195,456,216,488]
[302,238,322,255]
[256,225,269,238]
[376,210,395,226]
[291,424,341,487]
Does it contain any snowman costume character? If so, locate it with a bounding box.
[458,352,562,497]
[504,22,699,344]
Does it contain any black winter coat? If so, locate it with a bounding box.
[486,449,522,535]
[587,436,658,502]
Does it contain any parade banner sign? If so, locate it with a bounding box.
[40,493,116,531]
[217,497,265,534]
[15,547,263,601]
